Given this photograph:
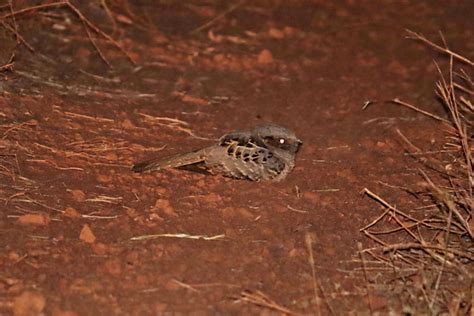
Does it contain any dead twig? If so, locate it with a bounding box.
[308,233,334,314]
[0,51,15,72]
[63,0,136,66]
[360,39,473,312]
[138,112,210,140]
[389,99,450,123]
[130,233,225,241]
[420,170,473,238]
[1,0,136,67]
[190,0,246,34]
[0,19,34,51]
[406,29,474,67]
[380,242,474,261]
[357,242,373,315]
[305,233,321,316]
[237,290,295,315]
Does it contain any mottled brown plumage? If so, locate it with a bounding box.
[132,124,302,181]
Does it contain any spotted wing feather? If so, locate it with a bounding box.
[205,137,285,181]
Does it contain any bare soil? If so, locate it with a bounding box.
[0,1,473,315]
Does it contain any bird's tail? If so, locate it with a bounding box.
[132,149,206,173]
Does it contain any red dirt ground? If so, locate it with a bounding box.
[0,1,473,315]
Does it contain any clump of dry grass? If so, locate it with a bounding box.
[360,31,473,314]
[0,0,137,68]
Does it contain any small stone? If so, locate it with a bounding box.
[103,258,122,276]
[96,174,113,183]
[79,224,96,244]
[268,28,285,39]
[154,199,177,217]
[202,192,222,204]
[120,119,135,129]
[64,207,80,218]
[17,214,50,226]
[105,152,118,161]
[13,291,46,316]
[257,49,273,64]
[70,189,86,201]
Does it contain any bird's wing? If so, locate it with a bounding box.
[215,137,286,180]
[132,149,207,173]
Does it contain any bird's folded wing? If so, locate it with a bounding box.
[132,149,207,173]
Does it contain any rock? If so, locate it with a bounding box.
[17,214,50,226]
[13,291,46,316]
[79,224,96,244]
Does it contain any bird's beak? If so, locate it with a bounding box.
[297,139,303,145]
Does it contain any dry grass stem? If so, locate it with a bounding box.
[62,110,114,123]
[305,233,322,316]
[130,233,226,241]
[0,19,34,51]
[1,1,136,66]
[171,279,200,293]
[389,98,450,123]
[287,205,308,214]
[357,242,373,315]
[406,29,474,67]
[190,0,246,34]
[380,243,474,261]
[360,39,473,313]
[85,195,123,204]
[81,214,120,219]
[138,112,210,140]
[237,290,295,315]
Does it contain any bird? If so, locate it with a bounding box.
[132,123,302,182]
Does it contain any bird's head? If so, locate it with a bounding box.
[253,124,302,154]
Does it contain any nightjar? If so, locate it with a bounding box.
[132,124,302,182]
